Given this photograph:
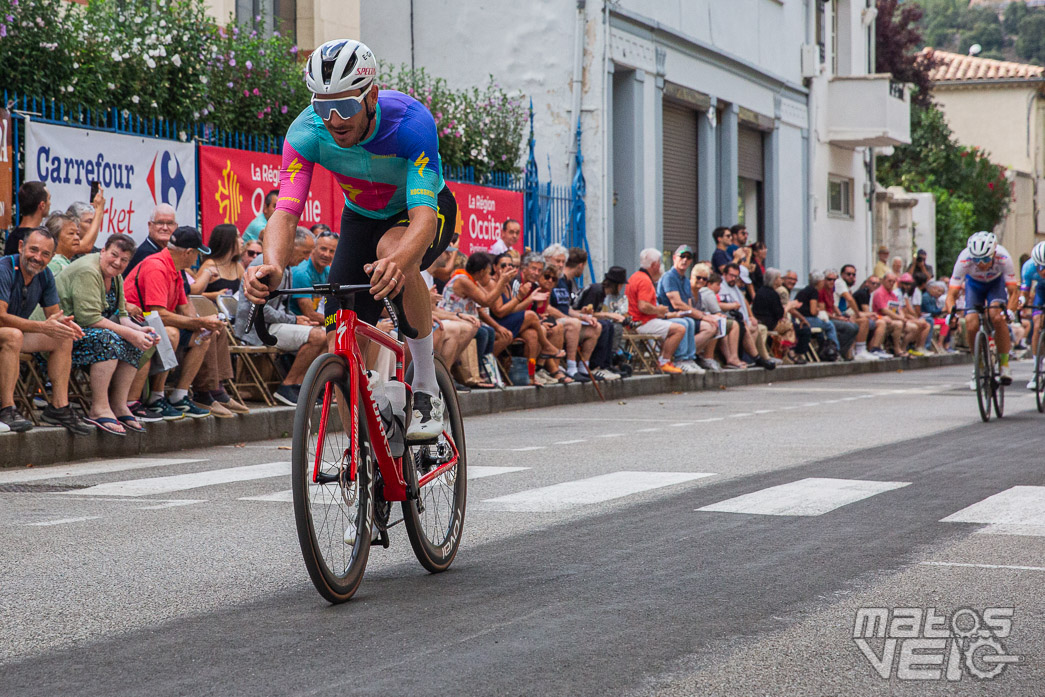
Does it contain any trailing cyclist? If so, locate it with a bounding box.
[943,231,1019,388]
[1019,241,1045,389]
[244,39,454,441]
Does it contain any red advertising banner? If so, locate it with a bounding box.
[198,145,343,243]
[0,109,11,231]
[446,181,524,256]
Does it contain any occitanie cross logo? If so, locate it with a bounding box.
[214,159,242,225]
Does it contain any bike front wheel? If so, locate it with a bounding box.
[974,332,992,423]
[1036,331,1045,414]
[402,356,467,573]
[293,353,374,603]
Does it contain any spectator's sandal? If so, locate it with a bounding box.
[117,415,147,433]
[551,369,575,385]
[468,380,498,389]
[538,349,566,360]
[85,417,126,437]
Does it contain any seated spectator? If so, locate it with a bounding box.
[190,224,245,303]
[891,256,905,277]
[290,228,334,324]
[234,231,326,406]
[65,186,105,258]
[544,244,603,382]
[696,270,746,369]
[0,227,90,433]
[125,204,177,277]
[922,280,951,351]
[821,269,873,361]
[54,234,159,435]
[575,265,629,380]
[489,251,558,386]
[309,223,333,237]
[719,263,775,369]
[752,267,810,364]
[839,266,890,358]
[781,269,800,299]
[241,239,264,266]
[871,273,917,357]
[897,273,930,356]
[4,181,50,257]
[626,248,687,374]
[746,241,767,298]
[124,227,224,420]
[655,245,713,374]
[44,213,81,275]
[489,218,521,255]
[796,270,843,361]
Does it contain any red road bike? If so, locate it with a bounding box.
[250,283,466,603]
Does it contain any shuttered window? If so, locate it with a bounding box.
[738,126,764,182]
[662,102,699,253]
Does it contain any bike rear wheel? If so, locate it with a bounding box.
[292,353,374,603]
[992,346,1005,418]
[1036,331,1045,414]
[974,332,992,423]
[402,356,467,572]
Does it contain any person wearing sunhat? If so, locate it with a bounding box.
[124,226,225,420]
[873,245,890,279]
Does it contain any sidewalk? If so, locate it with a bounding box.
[1,352,970,469]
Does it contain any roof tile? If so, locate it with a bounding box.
[922,48,1044,82]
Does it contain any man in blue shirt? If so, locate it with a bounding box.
[243,190,278,243]
[657,245,713,373]
[0,228,90,434]
[290,228,337,322]
[711,227,733,274]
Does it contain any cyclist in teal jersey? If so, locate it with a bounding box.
[245,39,455,440]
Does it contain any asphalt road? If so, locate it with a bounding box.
[3,361,1045,696]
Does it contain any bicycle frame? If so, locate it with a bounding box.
[313,306,459,502]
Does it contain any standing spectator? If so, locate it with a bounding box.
[243,190,278,243]
[0,227,90,433]
[626,248,687,374]
[489,218,521,255]
[908,249,934,278]
[65,187,105,257]
[752,267,810,364]
[655,245,712,373]
[796,270,843,361]
[290,228,335,323]
[55,235,158,435]
[4,182,50,256]
[873,245,890,279]
[44,213,81,276]
[124,204,177,277]
[711,227,733,274]
[124,227,224,420]
[726,224,748,258]
[820,269,871,360]
[871,273,914,356]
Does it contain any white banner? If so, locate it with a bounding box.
[25,121,197,244]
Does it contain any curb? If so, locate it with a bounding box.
[1,353,971,469]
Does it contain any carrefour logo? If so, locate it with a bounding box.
[147,151,187,208]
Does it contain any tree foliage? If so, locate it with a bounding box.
[910,0,1045,65]
[876,0,936,107]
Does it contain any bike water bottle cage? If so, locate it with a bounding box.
[312,93,366,121]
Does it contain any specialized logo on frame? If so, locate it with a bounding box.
[853,606,1020,681]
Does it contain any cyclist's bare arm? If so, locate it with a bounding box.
[245,209,300,303]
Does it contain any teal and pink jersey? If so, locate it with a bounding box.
[275,90,445,220]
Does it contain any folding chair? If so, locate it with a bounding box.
[16,354,46,424]
[622,331,664,374]
[193,294,281,406]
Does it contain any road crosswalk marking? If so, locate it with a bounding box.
[941,486,1045,535]
[697,477,910,517]
[0,458,205,485]
[67,462,290,498]
[482,471,715,512]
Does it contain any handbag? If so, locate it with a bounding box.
[143,312,179,373]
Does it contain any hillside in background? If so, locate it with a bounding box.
[914,0,1045,64]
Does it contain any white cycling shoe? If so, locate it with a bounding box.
[407,391,444,442]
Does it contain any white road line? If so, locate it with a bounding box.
[730,413,753,418]
[26,516,103,527]
[553,440,586,445]
[513,446,546,451]
[0,458,205,485]
[240,465,530,503]
[801,402,821,407]
[941,486,1045,529]
[975,524,1045,537]
[136,500,205,510]
[694,417,723,423]
[595,433,624,438]
[753,409,775,414]
[919,561,1045,572]
[483,471,716,512]
[671,422,692,427]
[635,428,662,433]
[67,462,290,498]
[697,477,910,517]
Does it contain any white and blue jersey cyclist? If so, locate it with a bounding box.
[1020,241,1045,387]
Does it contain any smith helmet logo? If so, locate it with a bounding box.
[287,158,303,184]
[414,152,429,177]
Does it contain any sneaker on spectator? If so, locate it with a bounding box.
[200,399,235,418]
[130,400,163,423]
[570,371,592,383]
[0,419,8,433]
[274,384,300,406]
[853,351,878,362]
[534,369,557,386]
[146,397,185,421]
[871,349,892,358]
[753,356,776,370]
[41,404,92,436]
[659,361,683,374]
[908,348,926,357]
[170,396,211,418]
[702,358,722,372]
[679,360,706,374]
[0,405,33,433]
[593,367,621,381]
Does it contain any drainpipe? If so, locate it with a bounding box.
[805,0,817,276]
[568,0,587,184]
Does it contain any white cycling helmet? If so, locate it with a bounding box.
[1033,241,1045,266]
[967,231,997,259]
[305,39,377,95]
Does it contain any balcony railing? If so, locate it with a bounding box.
[826,74,911,148]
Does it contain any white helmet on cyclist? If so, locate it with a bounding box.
[1033,241,1045,266]
[305,39,377,95]
[967,231,997,259]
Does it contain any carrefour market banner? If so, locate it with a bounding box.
[446,181,524,256]
[25,121,197,244]
[199,145,341,242]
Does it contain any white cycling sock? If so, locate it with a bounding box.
[407,334,440,397]
[566,359,578,375]
[855,342,866,354]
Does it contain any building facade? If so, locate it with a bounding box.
[355,1,910,278]
[204,0,359,51]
